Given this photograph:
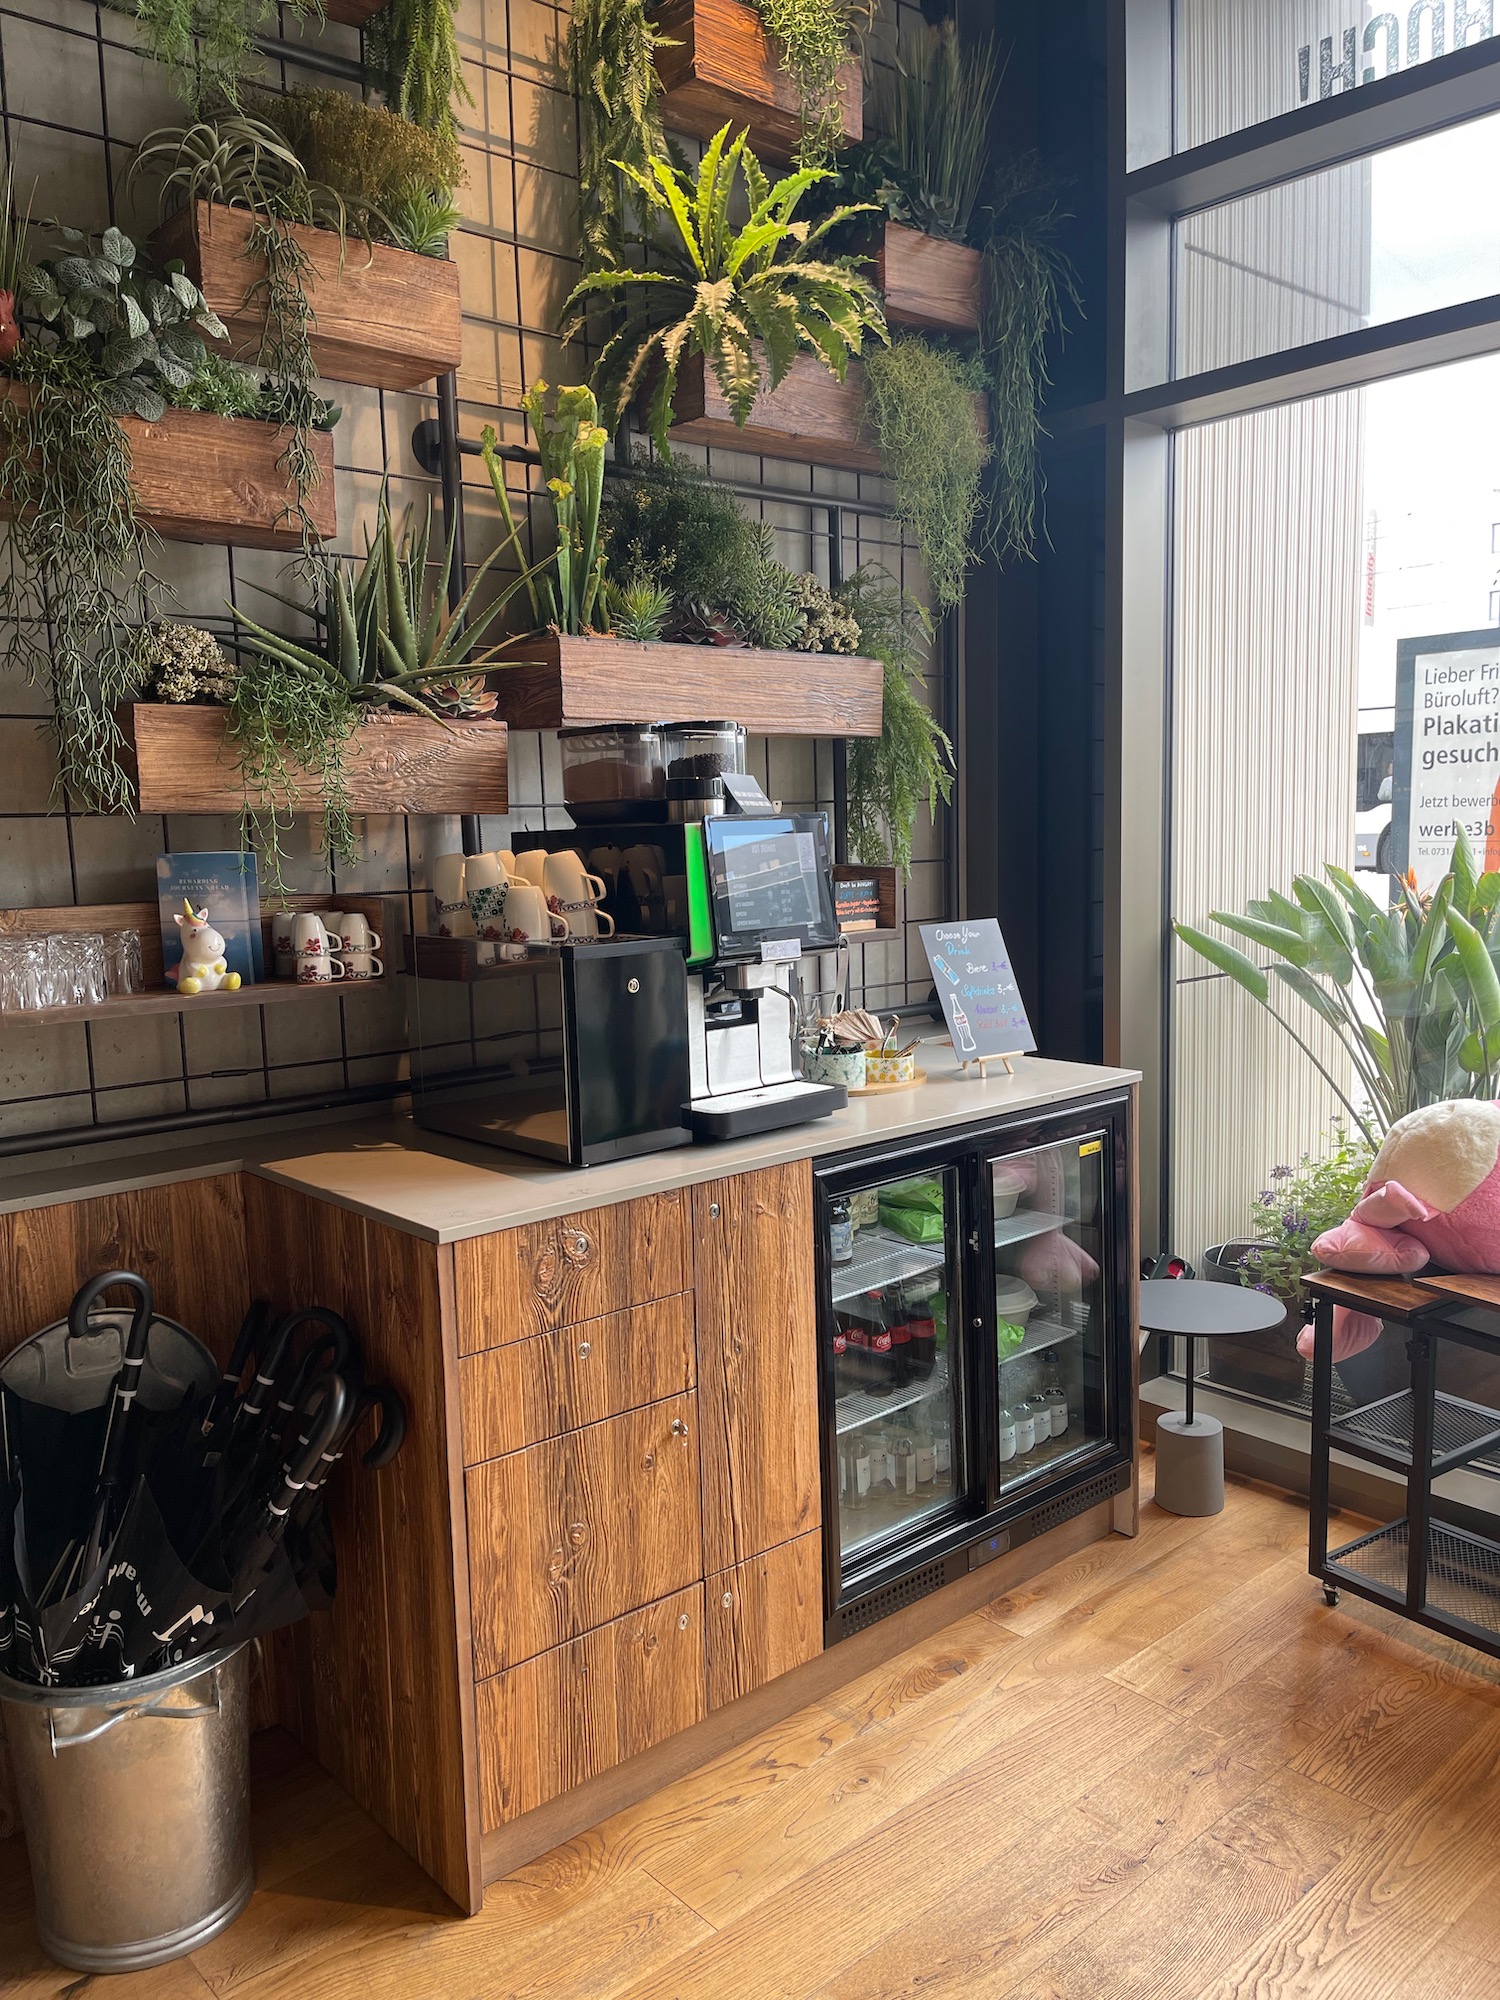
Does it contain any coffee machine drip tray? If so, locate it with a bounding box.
[686,1078,847,1142]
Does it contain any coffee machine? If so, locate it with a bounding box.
[510,792,848,1143]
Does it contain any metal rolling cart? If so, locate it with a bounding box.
[1307,1267,1500,1662]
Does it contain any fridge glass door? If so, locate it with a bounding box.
[828,1167,965,1569]
[992,1132,1111,1494]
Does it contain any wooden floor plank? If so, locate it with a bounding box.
[8,1467,1500,1999]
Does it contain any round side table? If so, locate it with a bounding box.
[1140,1278,1286,1516]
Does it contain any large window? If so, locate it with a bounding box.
[1113,1,1500,1423]
[1168,0,1498,157]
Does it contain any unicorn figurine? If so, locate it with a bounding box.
[174,899,242,996]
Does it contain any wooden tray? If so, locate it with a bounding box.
[849,1067,927,1096]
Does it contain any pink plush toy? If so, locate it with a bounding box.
[1298,1099,1500,1360]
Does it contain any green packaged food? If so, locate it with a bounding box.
[996,1320,1027,1361]
[878,1178,945,1243]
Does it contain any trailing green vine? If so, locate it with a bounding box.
[0,342,153,812]
[861,337,991,612]
[841,566,953,874]
[753,0,867,168]
[566,0,674,272]
[243,210,329,552]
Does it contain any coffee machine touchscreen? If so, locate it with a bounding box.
[706,816,839,959]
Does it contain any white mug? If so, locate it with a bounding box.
[319,911,347,949]
[513,849,549,889]
[270,911,297,978]
[543,851,615,938]
[464,852,512,941]
[293,915,345,983]
[432,854,474,938]
[339,913,382,954]
[341,950,384,981]
[502,880,568,945]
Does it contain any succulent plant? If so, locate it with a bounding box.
[794,572,861,653]
[137,621,241,704]
[609,570,674,643]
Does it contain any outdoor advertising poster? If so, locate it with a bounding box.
[1393,628,1500,893]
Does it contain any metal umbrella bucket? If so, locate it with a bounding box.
[0,1642,252,1972]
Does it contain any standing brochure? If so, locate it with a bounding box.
[157,851,263,987]
[918,919,1035,1066]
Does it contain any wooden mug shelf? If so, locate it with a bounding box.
[0,894,391,1026]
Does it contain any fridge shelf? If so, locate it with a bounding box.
[835,1350,950,1436]
[996,1426,1096,1494]
[994,1209,1071,1249]
[999,1319,1083,1364]
[831,1225,946,1304]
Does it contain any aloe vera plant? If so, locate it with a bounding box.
[482,382,608,636]
[1175,831,1500,1144]
[561,124,886,449]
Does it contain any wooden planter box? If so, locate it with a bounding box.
[876,223,982,335]
[654,0,862,157]
[123,705,508,815]
[156,201,462,394]
[667,351,988,473]
[321,0,384,23]
[492,632,882,738]
[0,385,335,549]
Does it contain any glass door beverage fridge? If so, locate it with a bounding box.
[815,1090,1134,1641]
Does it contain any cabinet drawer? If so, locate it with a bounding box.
[693,1163,822,1571]
[467,1394,702,1678]
[705,1531,824,1711]
[459,1293,696,1464]
[476,1585,706,1830]
[454,1191,691,1354]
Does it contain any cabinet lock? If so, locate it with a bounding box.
[721,1591,733,1609]
[708,1202,721,1219]
[670,1418,689,1439]
[577,1340,592,1360]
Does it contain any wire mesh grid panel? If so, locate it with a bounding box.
[0,0,951,1143]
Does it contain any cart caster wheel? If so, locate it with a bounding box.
[1323,1586,1340,1607]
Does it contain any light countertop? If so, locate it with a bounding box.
[0,1052,1139,1243]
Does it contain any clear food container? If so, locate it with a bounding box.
[659,721,747,782]
[559,726,666,823]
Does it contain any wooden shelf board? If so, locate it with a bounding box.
[123,705,508,816]
[0,978,391,1029]
[654,0,862,159]
[492,634,882,738]
[157,202,462,395]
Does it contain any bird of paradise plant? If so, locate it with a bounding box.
[1175,830,1500,1146]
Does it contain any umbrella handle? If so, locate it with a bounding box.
[73,1271,155,1550]
[274,1318,359,1434]
[360,1385,406,1471]
[241,1308,355,1429]
[68,1269,154,1365]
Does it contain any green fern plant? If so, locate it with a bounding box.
[567,0,676,272]
[564,124,886,450]
[118,0,318,111]
[365,0,473,151]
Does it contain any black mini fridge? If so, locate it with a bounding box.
[814,1089,1135,1642]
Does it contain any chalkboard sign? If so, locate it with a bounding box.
[918,920,1035,1069]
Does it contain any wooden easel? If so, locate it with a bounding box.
[929,1038,1022,1078]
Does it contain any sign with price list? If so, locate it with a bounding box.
[919,920,1035,1071]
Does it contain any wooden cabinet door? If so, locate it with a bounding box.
[705,1531,823,1711]
[476,1585,706,1829]
[692,1161,822,1574]
[459,1293,696,1464]
[453,1192,691,1353]
[467,1395,702,1677]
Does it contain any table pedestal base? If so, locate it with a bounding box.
[1155,1411,1224,1517]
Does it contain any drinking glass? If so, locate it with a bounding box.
[104,930,144,997]
[47,934,107,1007]
[0,938,46,1012]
